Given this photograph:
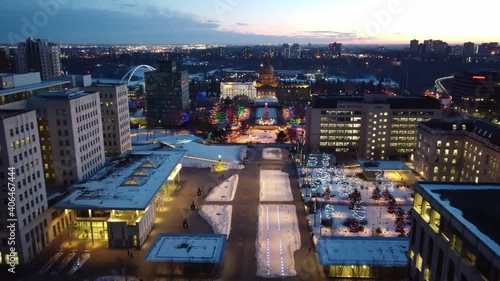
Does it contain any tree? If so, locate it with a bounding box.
[348,189,362,209]
[371,186,381,200]
[387,196,396,214]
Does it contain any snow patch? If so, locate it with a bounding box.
[199,205,233,238]
[205,175,239,201]
[260,170,293,201]
[256,205,300,278]
[262,148,282,160]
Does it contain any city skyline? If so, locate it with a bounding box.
[1,0,499,45]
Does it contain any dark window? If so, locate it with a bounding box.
[447,260,455,281]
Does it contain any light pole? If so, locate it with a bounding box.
[137,124,141,141]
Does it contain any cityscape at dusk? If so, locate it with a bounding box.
[1,0,500,44]
[0,1,499,281]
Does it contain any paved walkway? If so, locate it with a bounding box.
[14,146,326,281]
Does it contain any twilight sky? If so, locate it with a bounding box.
[1,0,499,45]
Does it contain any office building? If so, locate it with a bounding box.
[220,82,257,100]
[290,43,301,59]
[84,84,132,156]
[463,42,475,56]
[328,42,342,58]
[28,89,105,188]
[0,110,49,265]
[409,182,500,281]
[306,95,442,160]
[413,119,500,183]
[49,74,92,88]
[55,150,185,248]
[281,43,290,58]
[0,72,69,110]
[410,39,419,53]
[0,48,9,73]
[16,38,61,81]
[451,71,500,119]
[144,61,189,127]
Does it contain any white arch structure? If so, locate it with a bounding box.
[120,65,156,85]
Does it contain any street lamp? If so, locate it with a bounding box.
[137,124,141,140]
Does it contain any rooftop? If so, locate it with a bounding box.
[0,80,70,97]
[145,233,226,263]
[317,236,409,266]
[55,150,185,210]
[311,95,442,110]
[38,89,96,100]
[418,183,500,256]
[358,160,410,171]
[0,109,33,119]
[419,119,500,147]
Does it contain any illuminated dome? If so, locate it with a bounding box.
[259,60,274,75]
[254,56,278,88]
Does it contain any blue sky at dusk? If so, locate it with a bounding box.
[1,0,499,45]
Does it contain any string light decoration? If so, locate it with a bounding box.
[259,103,275,125]
[375,170,394,192]
[324,204,335,219]
[352,200,366,220]
[214,155,225,172]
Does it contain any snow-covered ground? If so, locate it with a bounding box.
[155,134,245,170]
[205,175,239,201]
[262,148,282,160]
[260,170,293,201]
[309,204,412,239]
[256,205,300,278]
[199,205,233,238]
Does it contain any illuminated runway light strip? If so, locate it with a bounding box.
[266,205,271,275]
[276,206,285,276]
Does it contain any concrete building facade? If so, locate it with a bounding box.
[306,95,442,160]
[220,82,257,100]
[0,73,69,110]
[413,119,500,183]
[0,110,49,265]
[29,89,105,188]
[409,182,500,281]
[16,38,61,81]
[85,84,131,156]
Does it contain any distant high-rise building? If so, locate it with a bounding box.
[410,39,419,52]
[452,70,500,118]
[84,84,132,155]
[290,43,301,59]
[144,61,189,127]
[16,38,61,80]
[28,89,105,188]
[281,43,290,58]
[242,46,251,59]
[218,46,224,58]
[0,48,9,72]
[477,43,490,54]
[306,95,442,160]
[328,42,342,58]
[463,42,475,56]
[414,119,499,182]
[0,109,49,265]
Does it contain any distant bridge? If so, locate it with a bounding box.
[120,65,156,86]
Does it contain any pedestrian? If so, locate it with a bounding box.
[308,247,312,254]
[130,252,133,258]
[127,249,130,256]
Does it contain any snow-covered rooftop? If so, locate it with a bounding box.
[418,183,500,257]
[317,236,409,267]
[145,233,226,263]
[358,160,409,171]
[56,150,185,210]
